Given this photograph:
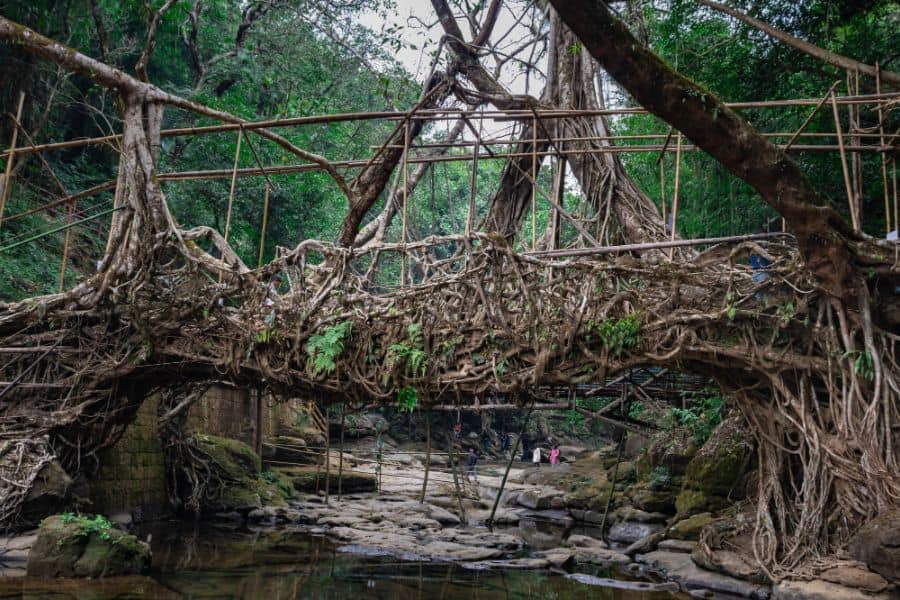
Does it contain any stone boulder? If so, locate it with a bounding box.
[608,521,664,544]
[847,509,900,584]
[192,435,288,512]
[26,515,150,578]
[668,512,715,541]
[517,488,561,510]
[674,416,754,518]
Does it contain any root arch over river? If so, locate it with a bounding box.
[0,10,899,582]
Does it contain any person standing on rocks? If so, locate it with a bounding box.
[550,445,560,466]
[532,445,541,468]
[466,448,479,483]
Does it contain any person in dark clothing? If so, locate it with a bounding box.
[521,435,531,462]
[499,431,510,454]
[465,448,479,483]
[481,430,491,454]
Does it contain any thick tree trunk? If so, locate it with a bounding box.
[432,0,666,244]
[337,72,449,247]
[546,0,860,300]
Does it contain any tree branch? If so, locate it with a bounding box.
[698,0,900,87]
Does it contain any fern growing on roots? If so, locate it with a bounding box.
[306,320,353,375]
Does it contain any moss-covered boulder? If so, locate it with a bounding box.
[668,512,715,541]
[675,416,753,517]
[192,435,288,513]
[286,467,375,494]
[26,514,150,578]
[628,481,678,514]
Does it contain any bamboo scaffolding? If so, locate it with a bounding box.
[4,92,898,161]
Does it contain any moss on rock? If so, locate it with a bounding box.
[675,416,754,517]
[26,514,150,578]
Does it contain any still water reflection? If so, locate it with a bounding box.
[0,521,686,599]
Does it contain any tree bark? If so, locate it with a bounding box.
[546,0,860,300]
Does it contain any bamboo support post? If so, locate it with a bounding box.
[659,161,666,232]
[831,92,859,232]
[58,203,72,292]
[465,116,480,237]
[338,402,345,499]
[0,91,25,233]
[848,71,863,224]
[401,122,410,288]
[876,64,891,234]
[255,387,264,457]
[531,115,537,250]
[324,405,331,505]
[448,442,467,525]
[420,413,431,503]
[668,133,683,260]
[257,183,270,268]
[486,401,534,531]
[223,128,243,244]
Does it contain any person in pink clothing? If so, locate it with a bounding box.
[550,446,560,466]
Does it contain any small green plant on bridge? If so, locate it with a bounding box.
[306,320,353,375]
[590,312,641,356]
[385,323,429,380]
[396,387,419,412]
[663,392,724,445]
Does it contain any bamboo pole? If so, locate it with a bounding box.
[668,133,683,260]
[448,441,467,525]
[223,128,243,244]
[420,413,431,503]
[831,92,859,232]
[0,91,26,233]
[531,116,537,250]
[338,401,345,500]
[784,80,842,152]
[848,70,863,226]
[257,182,270,268]
[58,202,72,292]
[401,122,410,288]
[324,405,331,505]
[659,161,666,232]
[486,401,534,531]
[465,116,480,237]
[876,64,891,234]
[3,92,898,162]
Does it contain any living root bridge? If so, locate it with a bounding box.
[0,10,898,583]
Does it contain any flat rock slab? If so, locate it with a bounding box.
[773,579,897,600]
[573,547,631,566]
[640,550,769,598]
[463,558,551,570]
[658,539,696,553]
[567,573,680,593]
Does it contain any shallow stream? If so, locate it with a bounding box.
[0,521,687,599]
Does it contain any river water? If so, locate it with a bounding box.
[0,521,687,599]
